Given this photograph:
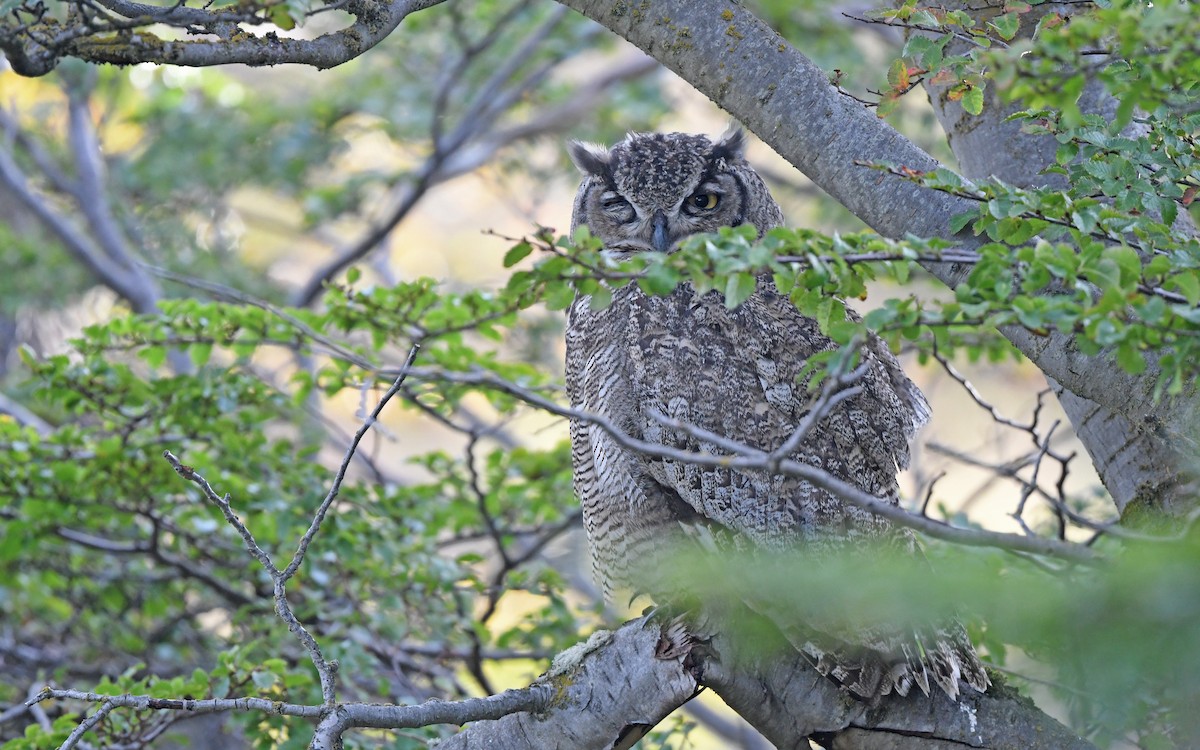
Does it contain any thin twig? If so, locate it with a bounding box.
[162,451,279,576]
[159,344,421,707]
[282,343,421,582]
[396,365,1102,563]
[57,700,113,750]
[930,346,1033,431]
[766,360,869,470]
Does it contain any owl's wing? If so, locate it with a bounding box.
[618,281,987,700]
[623,281,922,546]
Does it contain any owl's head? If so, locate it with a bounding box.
[568,128,783,257]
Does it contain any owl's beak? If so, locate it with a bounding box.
[651,210,670,254]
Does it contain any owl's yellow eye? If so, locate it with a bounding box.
[689,192,719,210]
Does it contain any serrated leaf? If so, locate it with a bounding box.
[962,86,984,115]
[588,286,613,311]
[949,210,977,234]
[887,58,910,90]
[724,272,757,309]
[910,10,937,26]
[990,12,1020,41]
[503,242,533,268]
[876,94,900,118]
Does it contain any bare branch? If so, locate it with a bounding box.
[0,106,149,309]
[54,525,258,606]
[0,391,52,434]
[162,451,281,576]
[399,365,1101,563]
[63,77,162,313]
[290,25,656,307]
[57,700,113,750]
[160,346,419,706]
[281,344,421,582]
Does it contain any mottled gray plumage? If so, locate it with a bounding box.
[564,129,988,701]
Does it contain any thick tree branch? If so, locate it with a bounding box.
[0,105,155,313]
[437,620,698,749]
[0,0,450,76]
[435,612,1094,750]
[696,606,1096,750]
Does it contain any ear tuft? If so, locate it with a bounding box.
[567,140,612,176]
[711,125,747,164]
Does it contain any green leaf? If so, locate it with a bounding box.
[190,342,213,368]
[346,266,361,284]
[887,57,910,90]
[543,282,575,311]
[724,272,757,309]
[1159,197,1178,228]
[251,670,279,690]
[949,210,977,234]
[140,346,168,369]
[1168,273,1200,306]
[1115,341,1146,374]
[503,242,533,268]
[268,3,296,30]
[640,261,680,296]
[962,86,985,116]
[1107,245,1142,291]
[990,12,1020,41]
[588,286,613,311]
[876,94,901,118]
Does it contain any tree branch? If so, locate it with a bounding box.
[696,604,1097,750]
[399,365,1101,563]
[1,0,451,77]
[436,620,699,749]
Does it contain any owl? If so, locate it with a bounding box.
[563,128,989,701]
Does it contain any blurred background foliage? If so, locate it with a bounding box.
[0,0,1198,748]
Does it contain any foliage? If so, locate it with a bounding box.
[0,283,583,747]
[2,0,1200,748]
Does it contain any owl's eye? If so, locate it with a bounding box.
[687,192,720,211]
[600,195,635,223]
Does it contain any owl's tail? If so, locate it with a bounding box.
[789,619,990,701]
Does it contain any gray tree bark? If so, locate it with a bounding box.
[444,613,1094,750]
[434,621,698,749]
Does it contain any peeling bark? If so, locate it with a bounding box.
[443,615,1095,750]
[436,622,698,749]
